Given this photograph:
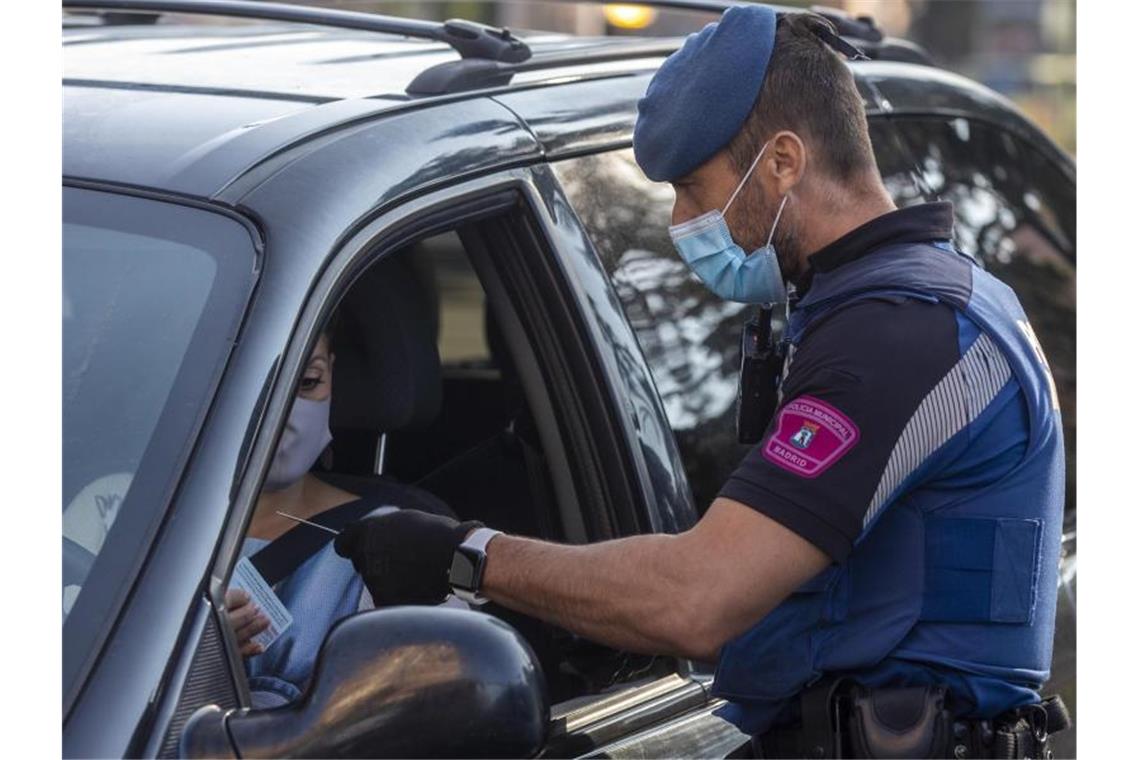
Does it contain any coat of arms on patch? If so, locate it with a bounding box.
[763,396,860,478]
[790,421,819,450]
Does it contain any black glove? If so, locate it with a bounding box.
[333,509,484,606]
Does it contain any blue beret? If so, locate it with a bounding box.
[633,5,777,183]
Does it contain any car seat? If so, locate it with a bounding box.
[319,254,454,518]
[325,254,608,703]
[414,303,555,539]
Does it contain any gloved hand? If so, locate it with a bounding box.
[333,509,484,606]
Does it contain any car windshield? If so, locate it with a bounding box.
[63,187,256,694]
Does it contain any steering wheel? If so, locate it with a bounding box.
[62,472,132,598]
[64,536,96,589]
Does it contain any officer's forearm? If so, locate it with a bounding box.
[481,532,719,661]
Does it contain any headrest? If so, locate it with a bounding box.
[633,5,777,183]
[330,255,441,433]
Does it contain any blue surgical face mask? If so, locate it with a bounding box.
[668,142,790,305]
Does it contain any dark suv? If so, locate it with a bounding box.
[62,2,1076,757]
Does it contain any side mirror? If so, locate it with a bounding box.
[182,606,549,758]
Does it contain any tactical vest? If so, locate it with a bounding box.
[711,241,1066,737]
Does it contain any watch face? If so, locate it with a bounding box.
[449,550,478,590]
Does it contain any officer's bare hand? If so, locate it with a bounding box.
[225,588,270,657]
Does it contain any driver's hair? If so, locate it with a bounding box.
[321,311,341,345]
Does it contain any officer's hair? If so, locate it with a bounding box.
[727,13,878,184]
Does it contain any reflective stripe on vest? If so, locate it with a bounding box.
[710,241,1066,737]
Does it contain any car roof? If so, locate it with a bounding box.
[67,21,543,101]
[63,20,668,191]
[64,17,1070,202]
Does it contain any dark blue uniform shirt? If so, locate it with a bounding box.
[721,202,973,560]
[711,202,1065,735]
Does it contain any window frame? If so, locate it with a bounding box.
[547,147,753,516]
[208,167,689,718]
[526,159,700,535]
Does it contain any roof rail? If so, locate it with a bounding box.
[65,9,161,26]
[407,40,679,96]
[555,1,935,66]
[554,0,814,14]
[61,0,532,62]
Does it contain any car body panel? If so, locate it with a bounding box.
[857,60,1075,175]
[63,84,315,189]
[587,701,750,759]
[64,22,474,101]
[63,22,670,198]
[67,21,1077,201]
[492,73,652,158]
[228,98,540,258]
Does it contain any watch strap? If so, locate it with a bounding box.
[463,527,502,554]
[451,528,502,605]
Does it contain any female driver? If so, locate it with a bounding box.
[225,324,468,708]
[224,326,369,707]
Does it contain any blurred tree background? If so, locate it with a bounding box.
[899,0,1075,153]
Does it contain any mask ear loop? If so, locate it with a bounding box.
[723,141,770,215]
[766,194,790,248]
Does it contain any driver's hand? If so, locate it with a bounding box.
[225,588,270,657]
[334,509,483,606]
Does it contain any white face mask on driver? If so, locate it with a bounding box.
[264,396,333,492]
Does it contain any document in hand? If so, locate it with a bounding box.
[231,556,294,651]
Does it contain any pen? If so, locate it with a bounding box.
[275,510,340,536]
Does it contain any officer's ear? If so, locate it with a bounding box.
[765,130,807,196]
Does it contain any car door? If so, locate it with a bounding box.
[112,165,740,758]
[490,164,753,758]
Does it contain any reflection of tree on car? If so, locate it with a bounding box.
[559,152,754,510]
[899,117,1076,518]
[557,118,1077,533]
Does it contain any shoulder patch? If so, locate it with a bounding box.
[762,395,860,478]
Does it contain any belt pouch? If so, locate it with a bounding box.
[846,685,952,759]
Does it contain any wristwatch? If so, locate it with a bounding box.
[448,527,502,605]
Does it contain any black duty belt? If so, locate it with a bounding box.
[753,679,1072,759]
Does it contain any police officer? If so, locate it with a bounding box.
[334,7,1068,758]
